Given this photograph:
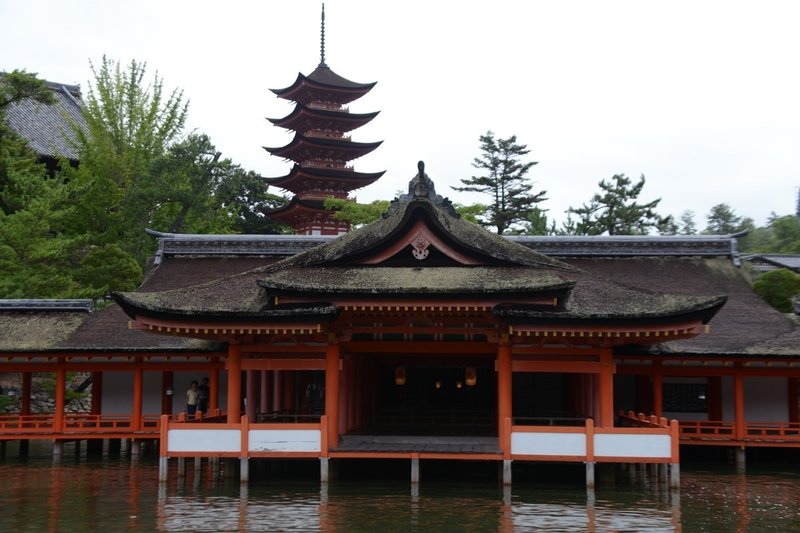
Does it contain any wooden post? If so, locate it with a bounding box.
[325,339,340,450]
[227,344,242,424]
[708,376,723,421]
[246,370,257,422]
[209,366,220,414]
[260,370,270,415]
[652,373,663,418]
[54,367,66,433]
[132,366,143,432]
[585,418,596,488]
[598,348,615,427]
[669,419,680,489]
[733,373,745,440]
[411,453,420,484]
[497,339,512,440]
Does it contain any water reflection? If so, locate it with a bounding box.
[1,444,800,532]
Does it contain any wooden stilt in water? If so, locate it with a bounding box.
[320,457,329,483]
[669,463,680,489]
[502,460,512,486]
[177,457,186,477]
[411,455,420,484]
[585,462,595,488]
[159,457,169,482]
[240,458,249,483]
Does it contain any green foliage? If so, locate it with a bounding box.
[678,210,697,235]
[0,69,55,111]
[452,131,546,235]
[753,268,800,313]
[453,203,487,225]
[324,197,390,228]
[703,203,753,235]
[566,174,673,235]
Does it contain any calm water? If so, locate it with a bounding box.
[1,443,799,532]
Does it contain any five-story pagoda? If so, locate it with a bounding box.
[264,5,384,235]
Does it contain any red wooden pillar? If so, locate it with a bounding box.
[21,372,32,416]
[325,338,340,449]
[652,374,663,418]
[497,339,512,439]
[733,372,746,439]
[708,376,723,421]
[283,371,295,413]
[54,368,66,433]
[132,366,143,431]
[788,378,799,423]
[91,372,103,415]
[598,348,615,428]
[260,370,270,414]
[161,371,173,415]
[227,344,242,424]
[272,371,283,412]
[209,366,220,414]
[338,358,349,435]
[246,370,257,422]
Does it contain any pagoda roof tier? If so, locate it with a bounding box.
[264,134,382,164]
[272,66,376,106]
[262,196,328,223]
[264,165,384,194]
[114,162,725,344]
[268,103,379,134]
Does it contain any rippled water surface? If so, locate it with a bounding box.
[1,443,799,532]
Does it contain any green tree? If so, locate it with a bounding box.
[566,174,673,235]
[452,131,546,234]
[678,210,697,235]
[753,268,800,313]
[704,203,753,235]
[324,197,391,228]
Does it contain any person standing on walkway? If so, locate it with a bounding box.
[186,380,199,419]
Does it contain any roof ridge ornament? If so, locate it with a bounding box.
[388,161,459,217]
[319,3,327,67]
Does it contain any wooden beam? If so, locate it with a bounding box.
[226,344,242,424]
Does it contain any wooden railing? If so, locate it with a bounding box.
[0,414,164,437]
[619,411,800,446]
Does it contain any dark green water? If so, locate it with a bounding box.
[1,443,799,531]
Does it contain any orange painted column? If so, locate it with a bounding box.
[209,366,219,414]
[246,370,257,422]
[325,339,340,449]
[260,370,270,414]
[227,344,242,424]
[132,366,143,431]
[598,348,615,428]
[54,367,66,433]
[734,373,746,439]
[21,372,32,416]
[91,372,103,415]
[497,339,512,440]
[652,373,663,418]
[788,378,799,423]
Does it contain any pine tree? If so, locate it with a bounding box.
[452,131,546,234]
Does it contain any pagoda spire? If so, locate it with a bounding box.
[319,3,327,67]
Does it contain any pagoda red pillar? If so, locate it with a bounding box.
[325,339,340,449]
[227,344,242,424]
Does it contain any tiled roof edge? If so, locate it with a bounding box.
[0,299,94,312]
[145,230,740,261]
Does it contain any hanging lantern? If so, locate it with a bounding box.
[434,380,442,389]
[456,381,463,389]
[395,366,407,386]
[465,367,477,387]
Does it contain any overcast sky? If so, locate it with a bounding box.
[2,0,799,229]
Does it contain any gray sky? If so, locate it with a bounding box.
[3,0,799,229]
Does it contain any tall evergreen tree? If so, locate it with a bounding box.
[566,174,673,235]
[703,203,753,235]
[452,131,546,234]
